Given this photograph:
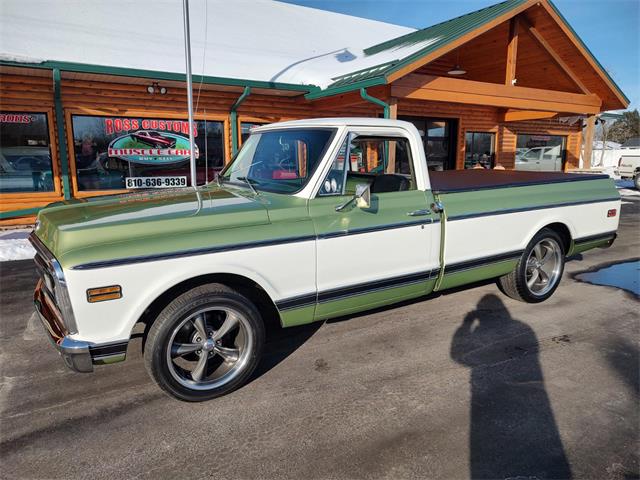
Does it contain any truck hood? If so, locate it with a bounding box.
[34,185,270,268]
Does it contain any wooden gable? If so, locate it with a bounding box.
[392,1,627,112]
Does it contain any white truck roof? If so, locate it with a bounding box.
[255,118,418,131]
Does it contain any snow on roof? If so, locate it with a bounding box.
[0,0,418,89]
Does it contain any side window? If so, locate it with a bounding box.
[318,134,416,196]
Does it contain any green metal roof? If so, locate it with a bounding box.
[326,60,398,89]
[307,0,628,106]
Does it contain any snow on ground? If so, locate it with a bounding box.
[616,179,640,197]
[0,229,35,261]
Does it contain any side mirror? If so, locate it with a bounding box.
[355,183,371,209]
[335,183,371,212]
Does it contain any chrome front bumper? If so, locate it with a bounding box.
[34,279,94,373]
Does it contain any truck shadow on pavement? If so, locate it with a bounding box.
[249,320,322,383]
[450,294,572,480]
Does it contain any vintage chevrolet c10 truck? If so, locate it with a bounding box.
[30,118,620,401]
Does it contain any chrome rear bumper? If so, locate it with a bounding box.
[34,279,94,373]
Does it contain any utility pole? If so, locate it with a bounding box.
[182,0,197,188]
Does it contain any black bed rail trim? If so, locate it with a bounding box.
[447,197,620,221]
[432,174,611,194]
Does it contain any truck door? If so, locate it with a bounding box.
[309,129,440,320]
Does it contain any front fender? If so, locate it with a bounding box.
[64,240,316,344]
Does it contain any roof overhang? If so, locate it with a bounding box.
[0,60,319,96]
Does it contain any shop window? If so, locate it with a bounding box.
[70,115,225,191]
[240,122,265,145]
[515,134,566,172]
[399,117,458,171]
[465,132,495,169]
[0,112,55,193]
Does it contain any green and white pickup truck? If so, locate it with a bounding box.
[31,118,620,401]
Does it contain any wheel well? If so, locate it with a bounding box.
[133,273,281,349]
[541,222,572,253]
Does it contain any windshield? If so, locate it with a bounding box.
[219,128,335,194]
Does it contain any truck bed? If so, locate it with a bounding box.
[429,170,609,193]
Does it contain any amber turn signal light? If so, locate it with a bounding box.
[607,209,617,217]
[87,285,122,303]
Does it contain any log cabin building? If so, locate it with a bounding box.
[0,0,628,224]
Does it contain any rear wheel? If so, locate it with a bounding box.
[634,173,640,190]
[144,283,265,402]
[498,228,565,303]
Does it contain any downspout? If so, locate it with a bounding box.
[53,68,72,200]
[230,86,251,155]
[360,88,391,169]
[359,87,390,119]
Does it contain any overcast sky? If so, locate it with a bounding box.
[282,0,639,112]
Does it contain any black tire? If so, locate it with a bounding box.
[498,228,565,303]
[634,173,640,190]
[144,283,265,402]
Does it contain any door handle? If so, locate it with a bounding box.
[407,209,431,216]
[431,201,444,214]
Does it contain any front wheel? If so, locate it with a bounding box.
[144,283,265,401]
[498,228,565,303]
[634,173,640,190]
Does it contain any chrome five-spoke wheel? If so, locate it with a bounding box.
[166,307,253,390]
[498,228,566,303]
[525,238,562,296]
[144,284,265,401]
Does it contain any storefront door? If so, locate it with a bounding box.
[399,116,458,171]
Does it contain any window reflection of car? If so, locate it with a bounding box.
[0,147,53,192]
[130,131,177,148]
[515,146,563,171]
[76,152,125,190]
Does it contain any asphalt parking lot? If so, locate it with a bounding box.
[1,193,638,480]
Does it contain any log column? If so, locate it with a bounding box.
[582,115,596,170]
